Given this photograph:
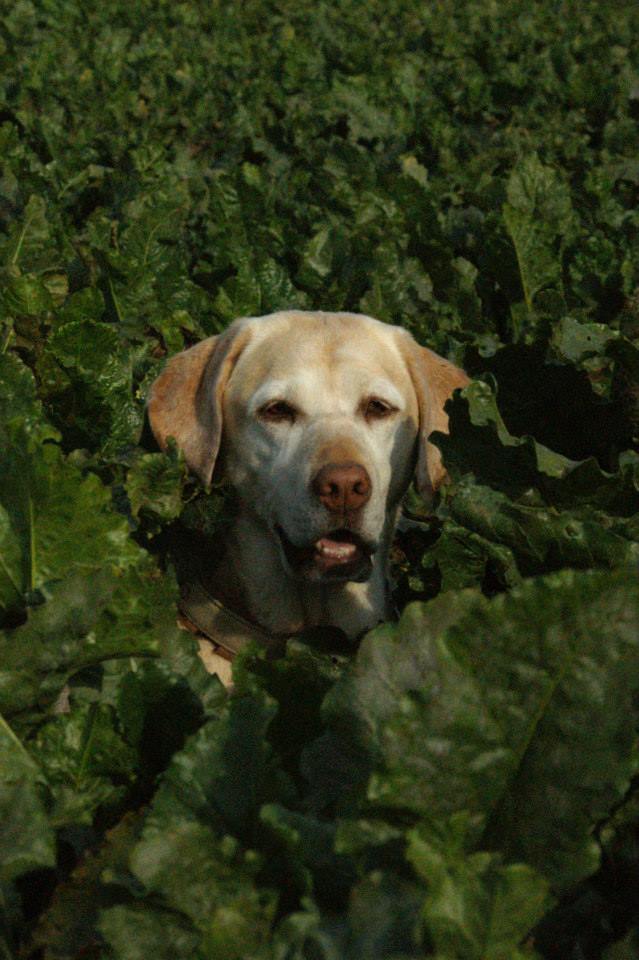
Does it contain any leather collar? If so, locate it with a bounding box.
[179,580,290,659]
[179,579,394,662]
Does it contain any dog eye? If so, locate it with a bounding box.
[259,400,298,423]
[362,397,396,420]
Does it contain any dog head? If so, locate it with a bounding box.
[147,310,468,583]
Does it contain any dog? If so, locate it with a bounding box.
[147,310,468,681]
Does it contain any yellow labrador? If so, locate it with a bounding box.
[148,311,468,679]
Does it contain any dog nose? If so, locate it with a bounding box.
[311,462,371,514]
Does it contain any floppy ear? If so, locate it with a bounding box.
[146,319,252,486]
[398,331,470,498]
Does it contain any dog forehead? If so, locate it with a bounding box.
[229,310,408,402]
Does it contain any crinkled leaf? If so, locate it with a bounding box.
[603,929,639,960]
[233,633,348,785]
[32,813,144,960]
[264,871,426,960]
[131,824,276,958]
[0,350,58,441]
[114,657,215,775]
[339,871,426,959]
[3,3,639,956]
[434,380,577,496]
[408,828,550,960]
[29,701,137,827]
[138,691,294,840]
[0,440,138,613]
[435,380,639,518]
[448,479,639,576]
[125,448,188,524]
[462,344,635,469]
[51,287,105,330]
[317,568,639,890]
[503,155,573,319]
[0,713,55,882]
[120,693,291,956]
[46,318,144,454]
[100,904,204,960]
[297,225,335,289]
[0,351,140,612]
[420,519,521,594]
[0,561,196,723]
[0,270,53,317]
[551,316,619,365]
[0,504,22,614]
[261,802,353,903]
[302,591,478,816]
[0,194,54,271]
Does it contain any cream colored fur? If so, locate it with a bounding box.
[148,310,468,677]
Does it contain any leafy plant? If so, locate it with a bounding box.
[1,0,639,957]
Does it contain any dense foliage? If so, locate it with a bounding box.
[2,0,639,956]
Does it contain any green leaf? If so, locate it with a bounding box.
[433,380,575,497]
[114,658,213,773]
[419,518,521,594]
[130,824,276,958]
[503,154,573,315]
[261,802,351,902]
[0,712,55,882]
[0,355,146,615]
[232,632,348,787]
[0,195,54,271]
[342,871,427,959]
[0,350,58,442]
[408,828,550,960]
[298,225,334,288]
[603,929,639,960]
[0,561,198,723]
[302,590,478,816]
[100,905,204,960]
[0,504,23,614]
[32,812,145,960]
[0,436,138,609]
[0,270,54,317]
[29,701,137,827]
[434,380,639,536]
[448,479,639,575]
[51,287,105,330]
[213,258,262,322]
[125,448,188,524]
[46,319,144,454]
[117,694,289,956]
[137,691,293,840]
[551,315,619,364]
[318,568,639,890]
[3,3,639,954]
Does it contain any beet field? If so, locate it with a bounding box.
[1,1,639,957]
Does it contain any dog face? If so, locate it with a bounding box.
[220,312,419,582]
[147,310,468,585]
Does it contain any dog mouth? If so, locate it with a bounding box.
[276,526,375,582]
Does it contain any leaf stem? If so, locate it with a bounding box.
[76,701,99,783]
[27,492,36,593]
[10,206,36,267]
[0,711,31,755]
[0,325,14,354]
[479,650,572,853]
[107,274,123,325]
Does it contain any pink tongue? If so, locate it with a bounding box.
[315,538,358,559]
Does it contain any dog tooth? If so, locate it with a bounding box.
[316,540,357,559]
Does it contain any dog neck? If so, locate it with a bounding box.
[208,510,395,639]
